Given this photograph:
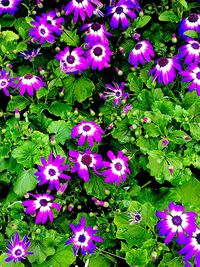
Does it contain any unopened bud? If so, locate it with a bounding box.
[152,251,157,261]
[139,10,144,16]
[108,124,113,130]
[115,67,123,76]
[35,228,41,234]
[38,66,45,75]
[183,135,191,141]
[59,89,64,97]
[57,183,68,195]
[119,47,125,54]
[133,32,141,40]
[169,166,174,174]
[142,117,151,123]
[162,139,169,146]
[90,109,95,116]
[68,204,74,212]
[129,124,137,130]
[14,108,20,119]
[50,136,56,145]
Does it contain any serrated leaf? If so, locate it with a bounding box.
[159,11,180,22]
[48,101,72,119]
[6,96,30,112]
[13,169,37,196]
[47,120,72,145]
[60,30,80,46]
[28,240,55,264]
[126,248,148,266]
[135,15,151,28]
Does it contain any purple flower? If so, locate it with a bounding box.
[71,121,105,147]
[148,56,182,85]
[85,43,113,71]
[69,149,102,182]
[127,209,142,225]
[179,40,200,65]
[22,193,60,224]
[128,0,140,12]
[5,232,33,263]
[65,0,101,23]
[29,20,55,44]
[101,150,130,185]
[56,46,88,74]
[123,103,132,114]
[180,65,200,96]
[15,74,46,96]
[65,217,103,256]
[178,13,200,40]
[156,202,197,244]
[34,152,71,190]
[0,69,17,96]
[106,0,137,29]
[128,40,155,68]
[102,82,129,107]
[19,48,41,61]
[0,0,22,16]
[81,22,112,45]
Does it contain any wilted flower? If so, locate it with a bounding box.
[0,0,22,16]
[178,13,200,40]
[179,40,200,65]
[0,69,17,96]
[180,65,200,96]
[19,48,41,61]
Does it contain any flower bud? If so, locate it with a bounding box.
[129,124,137,130]
[119,47,125,54]
[142,117,151,123]
[162,139,169,146]
[50,136,56,146]
[59,89,64,97]
[35,228,41,234]
[152,251,157,261]
[115,67,123,76]
[90,109,95,116]
[38,66,45,75]
[0,111,4,117]
[57,183,68,195]
[133,32,141,40]
[169,166,174,174]
[183,135,191,141]
[139,10,144,16]
[14,108,20,119]
[68,204,74,212]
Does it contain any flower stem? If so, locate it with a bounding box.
[97,248,126,260]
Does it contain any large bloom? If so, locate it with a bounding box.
[148,56,182,85]
[179,40,200,65]
[65,217,103,256]
[19,48,41,61]
[101,150,130,185]
[71,121,105,146]
[0,69,17,96]
[106,0,137,29]
[101,82,129,107]
[180,65,200,96]
[69,149,102,182]
[85,43,113,71]
[56,46,88,74]
[156,202,197,244]
[5,232,33,262]
[178,13,200,40]
[34,152,71,190]
[15,74,46,96]
[0,0,21,16]
[22,193,60,224]
[128,40,155,68]
[29,20,55,44]
[65,0,101,23]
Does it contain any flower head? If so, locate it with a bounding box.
[71,121,105,147]
[0,69,16,96]
[128,40,155,68]
[156,202,197,244]
[179,40,200,65]
[180,64,200,96]
[22,193,60,224]
[127,209,142,225]
[34,152,71,191]
[5,232,33,262]
[29,20,55,44]
[0,0,22,16]
[101,150,130,185]
[69,149,102,182]
[178,13,200,40]
[65,217,103,256]
[19,48,41,61]
[148,56,182,85]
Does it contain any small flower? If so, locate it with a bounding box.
[101,82,129,107]
[106,0,137,29]
[0,0,22,16]
[0,69,17,96]
[56,46,88,74]
[148,56,182,85]
[127,209,142,225]
[19,48,41,61]
[179,40,200,65]
[162,139,169,147]
[85,43,113,71]
[128,40,155,68]
[180,65,200,96]
[15,74,46,96]
[69,149,102,182]
[29,20,55,44]
[101,150,130,185]
[156,202,197,244]
[34,152,71,191]
[178,13,200,40]
[71,121,105,147]
[22,193,60,224]
[5,232,33,262]
[65,217,103,256]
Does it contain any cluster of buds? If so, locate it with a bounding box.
[92,197,109,207]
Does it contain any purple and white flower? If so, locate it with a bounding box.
[0,0,22,16]
[56,46,88,74]
[0,69,17,96]
[156,202,197,244]
[15,74,46,96]
[148,56,182,85]
[106,0,137,29]
[101,150,130,185]
[179,40,200,65]
[85,43,113,71]
[127,208,142,225]
[5,232,33,263]
[65,217,103,256]
[34,152,71,190]
[178,13,200,40]
[29,20,55,44]
[22,193,60,224]
[180,65,200,96]
[101,82,129,107]
[71,121,105,147]
[69,149,102,182]
[19,48,41,61]
[128,40,155,68]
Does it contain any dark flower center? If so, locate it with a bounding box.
[1,81,7,87]
[158,57,168,67]
[115,91,121,97]
[135,43,142,50]
[15,249,22,256]
[76,0,83,3]
[24,74,33,79]
[191,42,200,49]
[196,72,200,80]
[81,154,92,167]
[172,215,182,226]
[115,162,122,171]
[39,199,48,206]
[188,13,198,23]
[83,125,91,131]
[196,233,200,244]
[78,234,86,243]
[49,168,56,176]
[67,55,75,64]
[135,214,142,222]
[40,28,46,35]
[116,6,123,14]
[1,0,10,6]
[91,22,101,31]
[93,47,103,57]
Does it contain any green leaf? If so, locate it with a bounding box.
[127,73,143,94]
[2,30,19,41]
[126,248,148,266]
[89,253,116,267]
[60,30,80,46]
[0,254,24,267]
[158,11,180,22]
[135,15,152,28]
[15,42,28,53]
[48,101,72,119]
[13,169,37,196]
[36,87,48,99]
[183,30,198,38]
[6,96,30,112]
[28,240,55,264]
[178,0,187,9]
[111,118,131,144]
[47,120,72,145]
